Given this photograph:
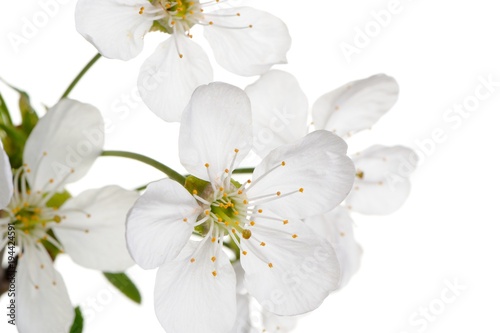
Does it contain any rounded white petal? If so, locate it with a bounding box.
[241,218,340,316]
[23,99,104,193]
[138,35,213,122]
[204,7,291,76]
[75,0,156,60]
[0,144,13,209]
[179,82,252,182]
[155,240,237,333]
[347,145,418,215]
[126,179,201,269]
[312,74,399,137]
[247,131,354,219]
[16,245,74,333]
[53,186,138,272]
[261,309,298,333]
[305,206,362,288]
[245,70,309,157]
[232,293,260,333]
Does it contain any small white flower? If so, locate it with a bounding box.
[126,82,355,333]
[245,70,417,285]
[75,0,291,122]
[0,99,138,333]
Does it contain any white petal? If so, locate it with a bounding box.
[305,207,362,288]
[75,0,156,60]
[23,99,104,193]
[16,244,74,333]
[312,74,399,137]
[52,186,138,272]
[347,145,418,215]
[204,7,291,76]
[0,144,13,209]
[241,218,340,315]
[245,70,309,157]
[138,35,213,122]
[261,309,298,333]
[232,293,259,333]
[179,82,252,182]
[155,240,237,333]
[247,131,354,219]
[126,179,201,269]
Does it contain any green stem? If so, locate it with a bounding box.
[232,167,254,174]
[101,151,186,185]
[60,53,102,100]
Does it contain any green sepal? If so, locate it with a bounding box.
[69,307,84,333]
[184,175,210,195]
[103,272,142,304]
[46,190,72,209]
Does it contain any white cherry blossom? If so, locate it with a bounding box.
[0,99,138,333]
[75,0,291,122]
[126,82,355,333]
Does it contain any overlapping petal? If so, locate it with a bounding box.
[126,179,201,269]
[23,99,104,193]
[179,82,252,182]
[312,74,399,137]
[247,130,354,219]
[305,207,362,288]
[155,240,237,333]
[0,144,13,209]
[204,7,291,76]
[347,145,417,215]
[245,70,309,157]
[241,217,340,315]
[16,244,74,333]
[53,186,138,272]
[75,0,156,60]
[138,35,213,122]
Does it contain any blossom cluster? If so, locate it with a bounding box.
[0,1,417,332]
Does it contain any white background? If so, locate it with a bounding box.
[1,0,500,332]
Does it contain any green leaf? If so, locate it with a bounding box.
[69,307,84,333]
[103,272,142,304]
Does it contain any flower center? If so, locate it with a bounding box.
[9,203,61,235]
[150,0,203,34]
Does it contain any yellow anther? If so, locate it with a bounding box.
[250,221,255,226]
[248,24,253,28]
[34,285,39,290]
[84,229,90,233]
[179,53,183,59]
[212,271,217,277]
[243,199,248,204]
[231,228,236,234]
[292,234,298,239]
[234,148,239,153]
[242,229,252,239]
[268,263,273,268]
[34,208,41,214]
[247,180,251,184]
[260,242,266,247]
[234,211,239,215]
[242,251,248,256]
[193,190,198,195]
[54,215,62,223]
[236,12,240,16]
[211,256,216,262]
[238,190,243,195]
[225,169,229,173]
[183,218,188,223]
[139,6,145,14]
[258,209,263,214]
[356,170,364,179]
[219,187,224,191]
[205,163,210,168]
[26,168,31,173]
[281,161,286,166]
[209,21,213,25]
[211,237,216,243]
[283,220,289,225]
[299,188,304,193]
[218,217,223,222]
[205,210,210,215]
[276,191,281,196]
[190,258,196,263]
[49,179,54,184]
[23,202,29,207]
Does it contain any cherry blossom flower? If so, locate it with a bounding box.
[0,99,138,333]
[75,0,291,121]
[126,82,355,332]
